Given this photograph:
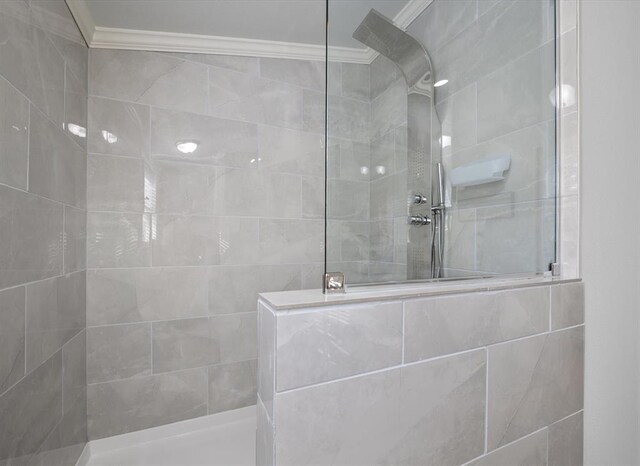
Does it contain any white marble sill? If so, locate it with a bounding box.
[259,274,582,310]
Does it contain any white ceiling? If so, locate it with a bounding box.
[81,0,410,49]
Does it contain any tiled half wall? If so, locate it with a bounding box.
[258,281,585,465]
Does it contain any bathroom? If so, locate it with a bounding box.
[0,0,637,464]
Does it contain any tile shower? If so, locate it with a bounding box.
[0,0,582,465]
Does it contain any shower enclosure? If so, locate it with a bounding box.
[324,0,558,289]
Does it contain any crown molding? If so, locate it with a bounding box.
[65,0,431,64]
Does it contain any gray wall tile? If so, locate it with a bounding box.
[256,399,274,466]
[341,63,370,101]
[0,77,29,190]
[87,368,207,439]
[277,301,402,391]
[89,49,209,114]
[25,272,85,372]
[0,12,64,125]
[210,313,257,364]
[259,58,323,90]
[0,352,62,461]
[208,359,257,414]
[87,155,145,212]
[274,349,485,466]
[258,219,324,265]
[152,318,219,373]
[551,282,584,330]
[150,107,257,166]
[87,324,151,383]
[148,161,216,215]
[64,206,87,274]
[64,64,88,150]
[548,411,583,466]
[28,108,86,207]
[88,97,150,157]
[0,287,25,394]
[488,326,584,449]
[257,125,324,176]
[86,267,209,325]
[467,428,548,466]
[404,287,550,362]
[87,213,152,268]
[151,215,220,266]
[258,303,275,420]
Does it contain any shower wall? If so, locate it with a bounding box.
[85,49,333,438]
[407,0,557,275]
[0,1,88,464]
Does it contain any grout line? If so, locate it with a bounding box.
[484,346,489,453]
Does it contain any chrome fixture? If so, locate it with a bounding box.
[431,162,446,278]
[323,272,345,294]
[409,215,432,226]
[413,193,428,205]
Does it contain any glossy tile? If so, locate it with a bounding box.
[436,83,477,155]
[87,213,152,268]
[152,318,219,373]
[147,161,216,214]
[404,287,549,362]
[87,323,151,383]
[87,97,150,157]
[25,272,85,372]
[208,359,257,414]
[551,282,584,330]
[64,206,87,274]
[0,12,64,124]
[0,352,62,461]
[370,77,407,142]
[467,428,548,466]
[548,411,583,466]
[257,303,275,420]
[327,179,369,221]
[487,326,584,449]
[444,208,476,271]
[301,176,323,219]
[369,54,399,99]
[208,264,300,315]
[64,64,88,149]
[408,0,476,52]
[172,53,259,74]
[258,219,323,265]
[0,286,25,394]
[28,108,86,207]
[277,301,402,390]
[256,399,274,466]
[90,49,209,114]
[477,42,555,142]
[341,63,370,101]
[87,368,208,439]
[257,125,324,176]
[87,267,209,325]
[259,58,323,90]
[150,107,257,166]
[274,349,485,466]
[0,76,29,190]
[87,154,145,212]
[62,329,87,417]
[209,313,257,364]
[151,215,219,266]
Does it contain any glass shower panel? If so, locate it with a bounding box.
[325,0,557,286]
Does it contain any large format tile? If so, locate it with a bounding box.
[208,264,300,315]
[257,125,324,176]
[274,349,485,466]
[277,301,403,391]
[436,83,477,156]
[370,78,407,142]
[487,326,584,449]
[548,411,583,466]
[87,368,208,439]
[259,58,323,90]
[0,286,25,394]
[407,0,477,53]
[151,215,219,266]
[152,318,219,373]
[28,108,86,207]
[0,185,63,288]
[87,323,151,384]
[551,282,584,330]
[150,108,258,166]
[258,303,275,420]
[0,352,62,461]
[90,49,209,114]
[64,206,87,274]
[466,428,548,466]
[88,97,150,157]
[477,42,555,142]
[258,219,324,265]
[256,399,274,466]
[208,359,257,414]
[86,267,209,325]
[64,63,88,149]
[0,76,29,190]
[341,63,370,101]
[0,12,64,124]
[87,154,145,212]
[87,213,152,268]
[404,286,549,361]
[25,272,85,372]
[209,313,257,364]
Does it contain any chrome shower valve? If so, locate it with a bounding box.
[408,215,432,226]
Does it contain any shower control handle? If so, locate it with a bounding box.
[408,215,432,226]
[413,193,428,205]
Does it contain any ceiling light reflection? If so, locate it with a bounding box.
[176,141,199,154]
[101,130,118,144]
[434,79,449,88]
